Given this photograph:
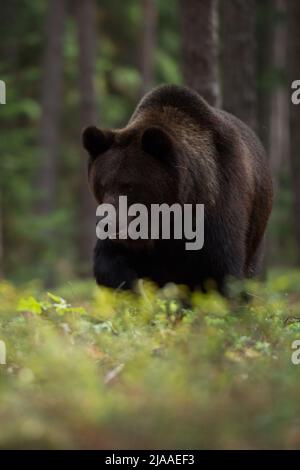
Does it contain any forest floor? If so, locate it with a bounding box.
[1,270,300,449]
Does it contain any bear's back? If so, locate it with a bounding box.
[130,84,213,127]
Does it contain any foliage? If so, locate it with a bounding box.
[1,272,300,449]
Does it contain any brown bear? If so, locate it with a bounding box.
[82,84,273,293]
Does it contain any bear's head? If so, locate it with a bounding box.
[82,124,180,207]
[82,123,184,247]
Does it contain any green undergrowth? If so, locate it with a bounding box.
[1,270,300,449]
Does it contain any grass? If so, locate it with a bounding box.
[1,271,300,449]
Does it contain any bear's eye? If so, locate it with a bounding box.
[82,126,114,159]
[141,126,173,161]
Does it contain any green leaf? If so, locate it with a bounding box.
[47,292,65,304]
[17,296,42,314]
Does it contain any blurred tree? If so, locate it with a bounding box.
[288,0,300,264]
[256,0,273,152]
[140,0,157,96]
[268,0,289,195]
[0,1,49,281]
[75,0,98,275]
[33,0,66,284]
[220,0,257,131]
[179,0,220,106]
[36,0,66,215]
[262,0,290,267]
[0,0,14,156]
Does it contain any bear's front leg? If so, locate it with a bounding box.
[93,240,138,289]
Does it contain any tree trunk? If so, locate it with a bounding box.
[288,0,300,265]
[75,0,98,276]
[264,0,289,265]
[180,0,220,107]
[220,0,257,131]
[36,0,66,215]
[140,0,157,96]
[269,0,289,195]
[256,0,273,153]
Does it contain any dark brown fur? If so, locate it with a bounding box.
[82,84,273,292]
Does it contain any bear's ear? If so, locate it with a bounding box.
[141,126,174,161]
[82,126,114,158]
